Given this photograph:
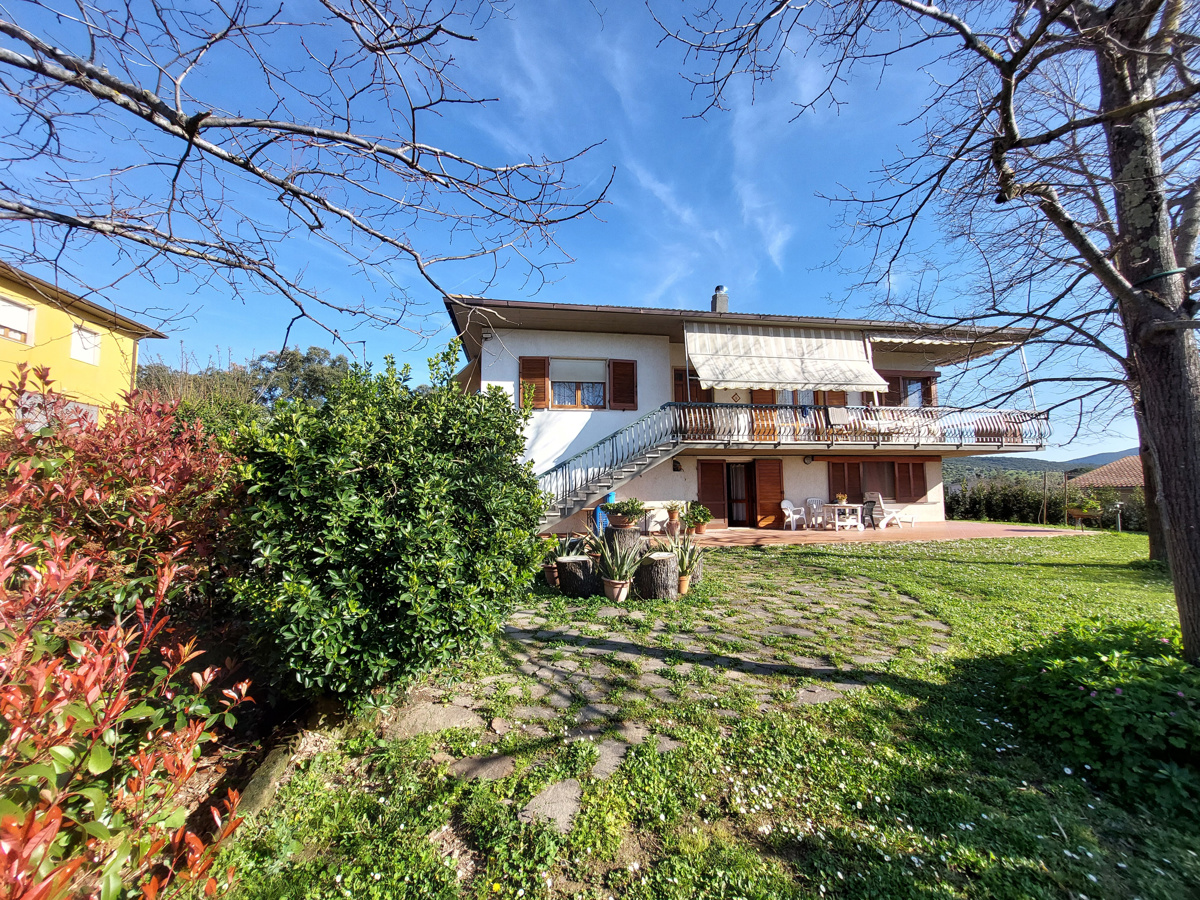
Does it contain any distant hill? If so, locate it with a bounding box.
[943,447,1140,482]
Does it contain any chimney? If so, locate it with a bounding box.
[711,285,729,313]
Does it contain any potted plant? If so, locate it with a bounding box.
[541,538,561,588]
[601,497,647,529]
[674,535,704,595]
[666,500,684,523]
[684,502,713,535]
[835,493,848,505]
[597,538,644,602]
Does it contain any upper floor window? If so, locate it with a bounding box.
[71,325,101,365]
[0,298,31,343]
[519,357,637,411]
[550,358,607,409]
[870,374,936,407]
[673,368,713,403]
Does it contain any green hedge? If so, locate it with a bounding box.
[945,474,1146,530]
[1006,621,1199,813]
[232,346,543,697]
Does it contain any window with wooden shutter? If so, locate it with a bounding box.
[518,356,549,409]
[895,461,928,502]
[827,461,863,503]
[609,359,637,410]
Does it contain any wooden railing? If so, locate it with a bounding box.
[536,402,1049,508]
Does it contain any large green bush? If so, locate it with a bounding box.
[232,346,543,697]
[1006,620,1199,812]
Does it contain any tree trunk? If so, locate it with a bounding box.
[1140,442,1167,562]
[604,526,644,556]
[557,555,599,599]
[1097,39,1200,662]
[634,552,678,600]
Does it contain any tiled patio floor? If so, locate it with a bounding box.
[692,520,1087,547]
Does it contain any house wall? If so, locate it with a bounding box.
[0,273,141,411]
[480,328,673,471]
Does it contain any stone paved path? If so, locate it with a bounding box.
[377,560,949,793]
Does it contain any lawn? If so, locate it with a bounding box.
[214,533,1198,899]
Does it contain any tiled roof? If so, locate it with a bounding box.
[1068,455,1143,489]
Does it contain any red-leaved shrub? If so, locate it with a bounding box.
[1,366,251,899]
[1,365,241,616]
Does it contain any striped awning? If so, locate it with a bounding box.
[684,322,889,392]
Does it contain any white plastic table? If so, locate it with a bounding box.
[823,503,865,531]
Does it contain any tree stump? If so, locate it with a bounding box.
[689,555,704,586]
[635,551,678,600]
[604,525,644,556]
[557,555,598,598]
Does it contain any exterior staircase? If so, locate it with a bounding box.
[537,404,683,529]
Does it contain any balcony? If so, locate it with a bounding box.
[536,402,1049,524]
[669,402,1050,449]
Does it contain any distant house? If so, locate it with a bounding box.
[0,263,165,417]
[446,287,1051,532]
[1068,455,1144,501]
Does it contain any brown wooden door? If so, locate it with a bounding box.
[754,458,784,528]
[750,389,778,441]
[674,369,715,438]
[697,459,727,527]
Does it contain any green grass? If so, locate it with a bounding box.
[214,534,1198,899]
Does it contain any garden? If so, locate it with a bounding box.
[2,356,1198,899]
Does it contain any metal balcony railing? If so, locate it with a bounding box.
[536,402,1050,508]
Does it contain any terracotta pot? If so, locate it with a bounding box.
[678,574,691,596]
[695,523,707,534]
[542,563,559,588]
[602,578,632,603]
[607,513,633,529]
[686,526,696,535]
[668,509,680,522]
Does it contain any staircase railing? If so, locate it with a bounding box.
[537,404,679,509]
[536,402,1050,510]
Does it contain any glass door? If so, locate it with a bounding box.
[727,463,753,527]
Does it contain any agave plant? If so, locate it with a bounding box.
[674,536,705,577]
[556,534,582,557]
[598,538,645,582]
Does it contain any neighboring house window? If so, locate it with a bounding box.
[782,389,816,406]
[0,298,31,343]
[549,358,607,409]
[70,325,101,365]
[829,459,929,503]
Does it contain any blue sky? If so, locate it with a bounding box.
[58,0,1137,459]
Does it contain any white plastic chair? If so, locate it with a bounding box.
[781,500,807,531]
[805,497,825,529]
[864,491,917,528]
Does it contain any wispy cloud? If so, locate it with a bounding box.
[625,158,725,248]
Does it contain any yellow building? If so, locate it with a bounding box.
[0,263,165,416]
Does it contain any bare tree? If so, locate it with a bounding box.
[0,0,606,348]
[659,0,1200,660]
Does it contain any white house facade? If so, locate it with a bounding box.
[446,289,1049,534]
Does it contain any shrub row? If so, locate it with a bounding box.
[946,474,1147,531]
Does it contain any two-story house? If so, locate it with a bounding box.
[0,263,165,417]
[445,288,1049,533]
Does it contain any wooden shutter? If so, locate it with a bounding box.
[922,377,937,407]
[884,376,903,407]
[754,459,785,529]
[750,389,775,405]
[518,356,549,409]
[826,390,847,407]
[609,359,637,410]
[697,460,727,527]
[828,461,863,503]
[895,461,928,502]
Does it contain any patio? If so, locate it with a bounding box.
[692,520,1084,547]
